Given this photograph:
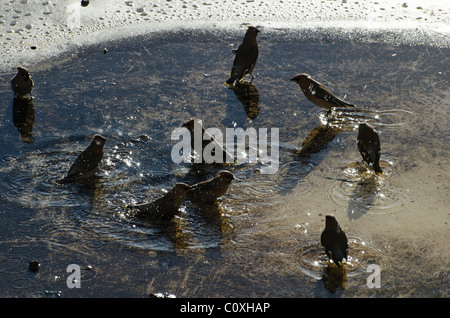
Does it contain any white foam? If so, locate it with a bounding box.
[1,0,449,73]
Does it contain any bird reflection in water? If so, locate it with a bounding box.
[231,81,260,120]
[321,263,348,293]
[12,97,35,143]
[167,201,234,250]
[347,173,378,220]
[294,124,342,158]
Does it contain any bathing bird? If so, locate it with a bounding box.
[182,119,234,164]
[64,134,106,182]
[321,215,348,267]
[187,170,235,204]
[357,123,382,174]
[126,183,191,221]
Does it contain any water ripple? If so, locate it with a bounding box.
[313,108,416,131]
[324,160,409,218]
[296,237,383,281]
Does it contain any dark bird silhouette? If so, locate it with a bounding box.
[357,123,382,174]
[182,119,234,164]
[64,134,106,182]
[290,73,355,115]
[225,26,259,87]
[321,215,348,267]
[187,170,234,204]
[11,67,33,99]
[126,183,191,221]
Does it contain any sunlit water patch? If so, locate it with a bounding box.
[312,107,417,132]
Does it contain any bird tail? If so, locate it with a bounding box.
[328,95,355,108]
[225,74,238,86]
[341,99,356,108]
[338,100,356,108]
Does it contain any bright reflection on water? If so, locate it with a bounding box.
[0,29,448,297]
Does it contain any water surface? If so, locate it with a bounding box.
[0,29,448,297]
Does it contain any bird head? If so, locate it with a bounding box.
[244,26,260,40]
[217,170,235,184]
[358,122,373,133]
[290,73,311,84]
[247,26,260,33]
[17,67,29,75]
[93,134,107,147]
[174,183,191,194]
[17,67,31,81]
[182,119,196,132]
[325,215,340,232]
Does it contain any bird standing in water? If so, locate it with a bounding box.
[321,215,348,268]
[225,26,259,87]
[187,170,235,204]
[290,73,355,115]
[64,134,106,182]
[126,183,191,221]
[11,67,34,99]
[357,123,383,175]
[182,119,234,164]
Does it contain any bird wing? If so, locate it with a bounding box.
[320,232,332,258]
[311,80,355,108]
[187,179,221,203]
[129,196,177,220]
[230,44,258,78]
[337,230,349,259]
[358,138,380,165]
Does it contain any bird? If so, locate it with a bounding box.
[64,134,106,182]
[290,73,355,115]
[187,170,234,204]
[126,183,191,221]
[182,119,234,164]
[11,67,34,99]
[225,26,259,87]
[321,215,348,268]
[357,123,382,174]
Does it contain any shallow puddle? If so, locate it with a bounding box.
[0,29,448,297]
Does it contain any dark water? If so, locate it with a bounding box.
[0,29,448,297]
